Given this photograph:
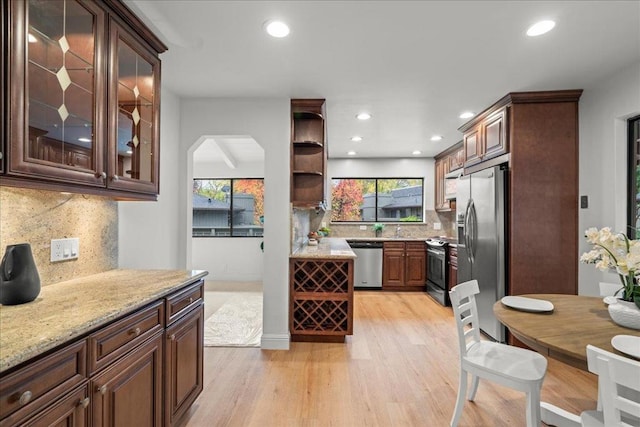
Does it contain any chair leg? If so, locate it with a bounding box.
[451,369,467,427]
[525,385,542,427]
[467,374,479,401]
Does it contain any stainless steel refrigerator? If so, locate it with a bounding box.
[456,165,507,342]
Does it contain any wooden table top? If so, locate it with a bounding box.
[493,294,640,371]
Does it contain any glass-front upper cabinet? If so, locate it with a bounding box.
[107,19,160,195]
[7,0,105,186]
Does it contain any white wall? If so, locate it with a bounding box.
[118,88,182,269]
[328,158,435,210]
[180,99,291,350]
[191,159,265,281]
[579,60,640,295]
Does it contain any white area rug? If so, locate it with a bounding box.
[204,292,263,347]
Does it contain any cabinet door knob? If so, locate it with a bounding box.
[95,171,107,179]
[188,297,194,304]
[169,334,176,341]
[112,175,119,181]
[97,385,107,395]
[79,397,90,408]
[129,327,141,336]
[18,390,32,405]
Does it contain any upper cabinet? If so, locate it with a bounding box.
[3,0,166,199]
[434,140,462,212]
[461,106,508,168]
[291,99,327,207]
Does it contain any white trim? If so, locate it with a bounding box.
[260,333,290,350]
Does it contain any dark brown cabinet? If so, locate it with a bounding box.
[91,333,163,427]
[458,90,582,298]
[462,107,508,167]
[3,0,166,199]
[289,258,353,342]
[434,141,462,212]
[382,241,426,290]
[448,245,458,289]
[20,385,90,427]
[165,305,203,426]
[291,99,326,207]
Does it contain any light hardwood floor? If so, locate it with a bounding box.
[181,291,597,427]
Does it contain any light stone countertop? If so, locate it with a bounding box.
[0,269,208,373]
[291,237,356,259]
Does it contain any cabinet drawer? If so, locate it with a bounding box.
[0,340,86,424]
[165,280,204,326]
[88,300,164,375]
[383,242,405,251]
[405,242,426,251]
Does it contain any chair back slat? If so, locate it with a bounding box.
[449,280,482,358]
[587,345,640,426]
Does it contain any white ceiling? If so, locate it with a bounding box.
[193,136,264,165]
[125,0,640,159]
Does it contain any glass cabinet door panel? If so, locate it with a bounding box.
[109,20,160,194]
[8,0,105,184]
[27,0,97,170]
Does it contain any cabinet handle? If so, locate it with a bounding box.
[79,397,90,408]
[97,385,107,395]
[169,334,176,341]
[95,171,106,179]
[112,175,119,181]
[18,390,32,405]
[129,327,141,336]
[188,297,194,304]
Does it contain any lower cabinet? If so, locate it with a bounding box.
[165,305,204,426]
[382,242,426,290]
[19,384,90,427]
[0,279,205,427]
[91,333,163,427]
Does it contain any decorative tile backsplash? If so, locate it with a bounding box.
[0,187,117,286]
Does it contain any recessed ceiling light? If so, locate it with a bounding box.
[430,135,443,142]
[412,150,422,155]
[356,113,371,120]
[459,112,475,119]
[347,151,357,156]
[527,20,555,37]
[78,137,91,143]
[264,20,290,38]
[351,136,363,142]
[28,33,37,43]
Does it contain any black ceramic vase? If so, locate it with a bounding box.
[0,243,41,305]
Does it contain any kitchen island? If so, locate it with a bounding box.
[290,238,356,342]
[0,269,208,426]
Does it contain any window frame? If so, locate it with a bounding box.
[330,177,425,223]
[627,115,640,239]
[192,178,264,238]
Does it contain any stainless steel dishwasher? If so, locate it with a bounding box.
[347,241,383,289]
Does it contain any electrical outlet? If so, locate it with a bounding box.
[51,238,79,262]
[359,225,367,230]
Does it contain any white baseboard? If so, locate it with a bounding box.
[260,333,290,350]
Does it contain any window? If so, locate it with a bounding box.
[628,116,640,238]
[331,178,424,222]
[192,179,264,237]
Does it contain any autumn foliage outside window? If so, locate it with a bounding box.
[192,178,264,237]
[331,178,424,222]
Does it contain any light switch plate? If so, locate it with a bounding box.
[51,238,79,262]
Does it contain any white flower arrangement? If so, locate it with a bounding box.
[580,227,640,304]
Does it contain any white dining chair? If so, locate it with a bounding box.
[580,345,640,427]
[449,280,548,427]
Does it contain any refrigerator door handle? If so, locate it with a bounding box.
[469,200,478,264]
[464,199,473,264]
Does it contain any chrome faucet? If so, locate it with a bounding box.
[395,225,402,238]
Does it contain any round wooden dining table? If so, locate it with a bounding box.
[493,294,640,371]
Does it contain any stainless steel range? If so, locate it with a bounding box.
[425,238,449,306]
